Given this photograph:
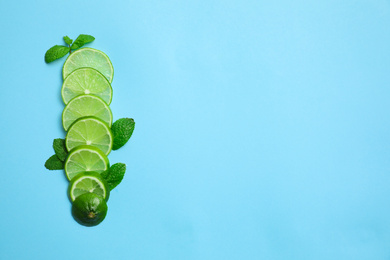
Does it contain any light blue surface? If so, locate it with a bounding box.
[1,0,390,259]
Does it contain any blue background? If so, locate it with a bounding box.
[1,0,390,259]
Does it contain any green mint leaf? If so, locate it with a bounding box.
[53,138,68,161]
[101,163,126,190]
[63,36,73,45]
[44,45,70,63]
[45,155,64,170]
[70,34,95,50]
[112,118,135,150]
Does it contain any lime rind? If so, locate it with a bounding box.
[62,94,113,131]
[65,116,113,155]
[72,193,108,227]
[64,145,109,181]
[61,67,113,105]
[62,47,114,83]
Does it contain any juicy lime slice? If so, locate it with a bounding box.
[65,145,109,181]
[61,67,113,105]
[63,47,114,83]
[72,193,108,227]
[68,171,110,202]
[66,117,113,155]
[62,94,113,131]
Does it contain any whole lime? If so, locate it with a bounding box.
[72,193,108,227]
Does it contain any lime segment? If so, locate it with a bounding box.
[64,145,109,181]
[61,67,113,105]
[62,94,113,131]
[66,117,113,155]
[68,171,110,202]
[63,48,114,83]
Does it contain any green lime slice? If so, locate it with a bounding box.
[68,171,110,202]
[63,48,114,83]
[62,94,113,131]
[72,193,108,227]
[61,67,113,105]
[65,145,109,181]
[66,117,113,155]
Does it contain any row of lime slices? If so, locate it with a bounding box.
[60,47,115,226]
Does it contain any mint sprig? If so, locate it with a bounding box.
[45,155,64,170]
[71,34,95,50]
[63,36,73,45]
[101,163,126,191]
[44,138,68,171]
[45,45,70,63]
[44,34,95,63]
[53,138,68,161]
[112,118,135,150]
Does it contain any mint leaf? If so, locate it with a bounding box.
[63,36,73,45]
[45,155,64,170]
[101,163,126,190]
[53,138,68,161]
[45,45,70,63]
[112,118,135,150]
[70,34,95,50]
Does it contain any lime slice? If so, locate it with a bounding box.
[72,193,108,227]
[62,94,113,131]
[65,145,109,181]
[61,67,113,105]
[66,117,113,155]
[68,171,110,202]
[63,47,114,83]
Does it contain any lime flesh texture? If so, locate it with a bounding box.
[66,116,113,155]
[61,67,112,105]
[63,48,114,83]
[65,145,109,181]
[62,94,113,131]
[72,193,108,227]
[68,171,110,202]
